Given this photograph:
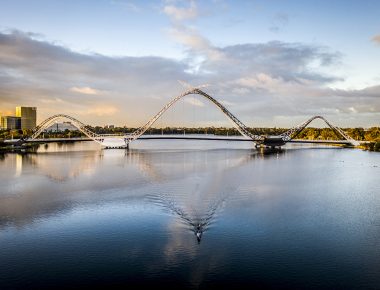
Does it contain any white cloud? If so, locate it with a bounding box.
[162,0,226,68]
[1,30,379,127]
[348,107,357,113]
[232,73,322,96]
[70,86,102,95]
[163,0,198,21]
[168,25,225,62]
[85,105,119,116]
[184,97,204,107]
[39,97,65,104]
[220,100,235,106]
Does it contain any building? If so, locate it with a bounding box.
[47,121,78,132]
[16,107,37,130]
[1,116,21,130]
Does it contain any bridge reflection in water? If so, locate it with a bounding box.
[12,86,360,148]
[0,144,274,243]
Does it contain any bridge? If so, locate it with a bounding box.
[12,86,360,149]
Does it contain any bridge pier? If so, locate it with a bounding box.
[255,142,283,150]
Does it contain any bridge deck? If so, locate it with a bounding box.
[4,135,359,145]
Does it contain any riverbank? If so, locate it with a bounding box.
[360,142,380,152]
[0,139,378,153]
[0,141,39,152]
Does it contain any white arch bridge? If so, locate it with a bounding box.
[20,87,360,148]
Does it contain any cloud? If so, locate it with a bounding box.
[70,86,102,95]
[184,97,204,107]
[39,97,65,104]
[85,105,119,116]
[160,1,368,125]
[163,0,198,21]
[0,30,192,125]
[168,25,225,62]
[372,35,380,44]
[0,29,379,128]
[230,73,325,97]
[220,100,235,106]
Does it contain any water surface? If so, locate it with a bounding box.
[0,141,379,289]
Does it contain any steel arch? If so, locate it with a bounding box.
[280,115,359,146]
[27,88,359,147]
[29,114,104,144]
[126,87,263,142]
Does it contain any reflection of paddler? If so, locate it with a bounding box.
[196,223,203,242]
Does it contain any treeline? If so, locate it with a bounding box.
[295,127,380,151]
[362,142,380,152]
[88,126,292,136]
[293,127,380,141]
[1,126,379,151]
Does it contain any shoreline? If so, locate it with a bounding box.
[1,139,379,153]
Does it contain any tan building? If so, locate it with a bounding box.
[1,116,21,130]
[16,107,37,130]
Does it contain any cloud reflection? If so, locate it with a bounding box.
[0,144,281,234]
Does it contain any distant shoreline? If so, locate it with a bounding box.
[1,135,379,152]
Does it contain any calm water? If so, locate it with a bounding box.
[0,140,380,289]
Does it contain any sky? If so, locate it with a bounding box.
[0,0,379,127]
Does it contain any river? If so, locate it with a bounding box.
[0,140,379,289]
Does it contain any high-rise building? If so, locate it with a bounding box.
[16,107,37,130]
[1,116,21,130]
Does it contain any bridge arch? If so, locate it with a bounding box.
[127,88,263,142]
[280,115,359,146]
[29,114,104,144]
[27,89,359,147]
